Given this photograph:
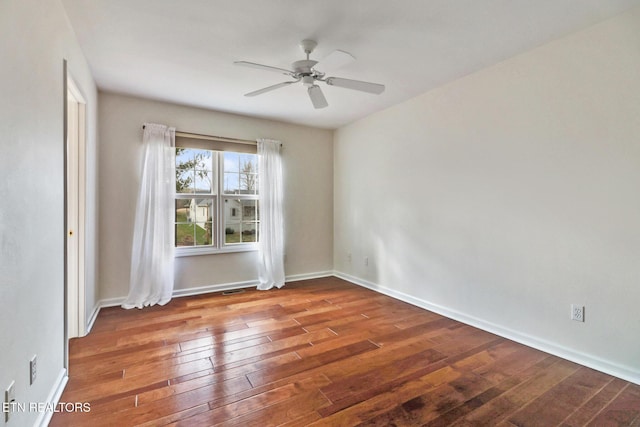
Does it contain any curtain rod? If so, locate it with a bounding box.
[176,131,257,146]
[142,125,257,146]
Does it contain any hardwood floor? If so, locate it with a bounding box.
[51,277,640,426]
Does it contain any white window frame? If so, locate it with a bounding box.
[175,147,259,257]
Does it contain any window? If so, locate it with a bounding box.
[175,146,259,254]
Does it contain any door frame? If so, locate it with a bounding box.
[63,61,87,368]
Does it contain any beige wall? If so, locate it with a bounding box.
[334,8,640,382]
[0,0,98,425]
[98,93,333,300]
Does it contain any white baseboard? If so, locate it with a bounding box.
[35,368,68,427]
[85,302,101,334]
[98,295,127,308]
[172,279,258,299]
[94,270,335,312]
[284,270,334,283]
[334,270,640,386]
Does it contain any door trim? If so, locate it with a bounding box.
[63,60,87,369]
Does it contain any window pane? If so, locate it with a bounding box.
[192,149,213,172]
[193,198,211,223]
[241,200,256,220]
[194,170,212,194]
[176,223,195,247]
[239,154,258,194]
[175,199,194,246]
[224,172,240,194]
[224,227,240,244]
[241,222,258,242]
[224,228,240,244]
[176,148,194,193]
[240,173,257,194]
[224,152,240,173]
[176,170,194,193]
[197,221,213,246]
[175,199,190,222]
[176,148,193,164]
[224,198,240,244]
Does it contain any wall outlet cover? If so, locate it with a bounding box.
[5,381,15,422]
[30,355,37,385]
[571,304,585,322]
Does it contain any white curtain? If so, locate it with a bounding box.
[122,123,176,309]
[257,139,285,290]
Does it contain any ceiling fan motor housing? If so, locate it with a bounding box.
[293,59,325,86]
[292,60,318,74]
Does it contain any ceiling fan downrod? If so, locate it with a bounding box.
[299,39,317,60]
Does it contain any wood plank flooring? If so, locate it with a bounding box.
[50,277,640,426]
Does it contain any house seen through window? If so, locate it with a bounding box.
[175,146,259,250]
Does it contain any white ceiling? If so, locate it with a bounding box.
[61,0,639,129]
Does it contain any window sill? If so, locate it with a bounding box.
[175,244,258,257]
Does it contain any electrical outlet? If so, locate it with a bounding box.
[571,304,585,322]
[30,355,37,385]
[364,256,369,266]
[4,381,15,422]
[347,252,352,263]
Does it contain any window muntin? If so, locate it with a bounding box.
[175,147,258,252]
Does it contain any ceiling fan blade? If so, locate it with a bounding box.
[314,50,355,73]
[245,81,297,97]
[325,77,385,94]
[234,61,294,75]
[308,85,328,109]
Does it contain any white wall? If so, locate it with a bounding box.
[334,7,640,382]
[0,0,98,425]
[98,93,333,300]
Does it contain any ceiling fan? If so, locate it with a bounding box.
[234,40,385,109]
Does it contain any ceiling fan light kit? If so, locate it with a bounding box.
[234,39,385,109]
